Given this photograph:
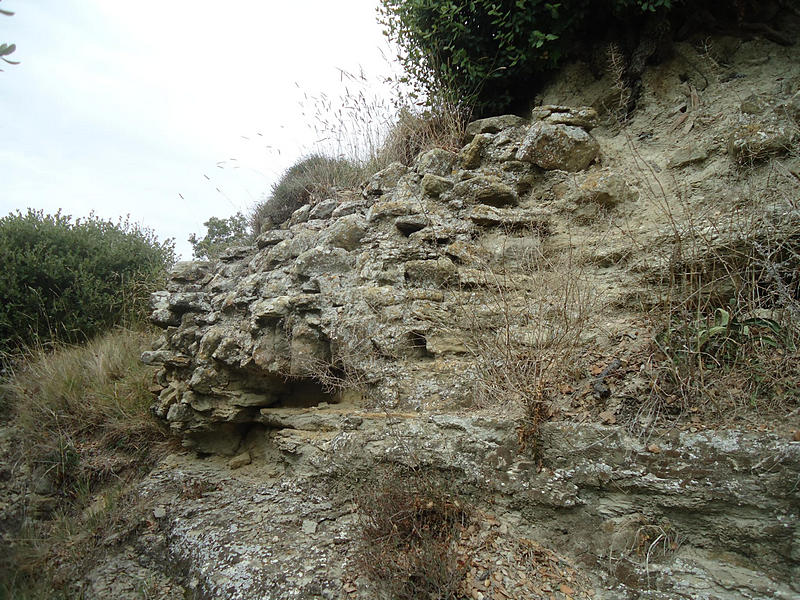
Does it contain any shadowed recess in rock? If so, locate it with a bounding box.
[279,377,339,408]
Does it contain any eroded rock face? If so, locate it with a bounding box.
[147,112,615,451]
[129,34,800,598]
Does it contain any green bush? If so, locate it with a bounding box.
[251,154,364,233]
[379,0,731,117]
[0,210,175,355]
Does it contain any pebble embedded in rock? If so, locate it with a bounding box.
[228,451,252,470]
[301,519,318,535]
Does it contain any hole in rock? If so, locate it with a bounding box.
[407,330,434,359]
[395,218,427,236]
[276,377,338,408]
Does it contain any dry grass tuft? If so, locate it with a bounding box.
[372,102,468,169]
[301,69,469,171]
[1,327,170,597]
[354,464,470,600]
[6,327,168,495]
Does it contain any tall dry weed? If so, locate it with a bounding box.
[442,232,596,443]
[298,68,468,172]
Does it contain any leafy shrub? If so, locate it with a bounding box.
[0,0,19,72]
[188,212,250,259]
[251,155,364,233]
[0,210,175,355]
[378,0,740,117]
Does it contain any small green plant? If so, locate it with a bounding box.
[188,211,250,259]
[642,179,800,421]
[694,307,789,358]
[0,209,175,357]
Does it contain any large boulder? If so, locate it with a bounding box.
[517,122,599,172]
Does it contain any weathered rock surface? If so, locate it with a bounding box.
[148,113,608,452]
[728,113,798,163]
[108,412,799,600]
[139,32,800,598]
[531,104,600,130]
[517,121,600,171]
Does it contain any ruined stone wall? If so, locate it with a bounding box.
[121,33,800,600]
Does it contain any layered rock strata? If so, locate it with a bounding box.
[121,413,800,600]
[145,109,605,452]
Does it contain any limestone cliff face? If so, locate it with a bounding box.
[121,32,800,600]
[145,107,605,453]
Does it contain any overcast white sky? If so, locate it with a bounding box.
[1,0,397,258]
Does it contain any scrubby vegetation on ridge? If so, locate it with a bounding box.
[0,209,175,358]
[248,101,469,234]
[251,154,366,234]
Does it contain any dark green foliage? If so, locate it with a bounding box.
[378,0,719,117]
[251,154,363,233]
[1,0,19,71]
[0,210,175,354]
[188,212,250,259]
[379,0,580,116]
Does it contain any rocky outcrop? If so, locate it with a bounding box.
[145,110,611,453]
[131,27,800,599]
[125,412,800,600]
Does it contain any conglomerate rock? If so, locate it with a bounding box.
[146,111,606,453]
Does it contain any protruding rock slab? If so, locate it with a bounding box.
[465,114,528,143]
[531,105,599,130]
[133,415,800,600]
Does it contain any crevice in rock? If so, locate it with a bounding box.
[277,377,338,408]
[407,330,434,359]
